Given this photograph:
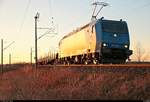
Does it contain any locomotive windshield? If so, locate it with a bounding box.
[102,21,128,34]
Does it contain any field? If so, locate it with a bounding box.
[0,64,150,100]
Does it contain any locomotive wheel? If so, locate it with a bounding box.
[93,59,98,64]
[84,60,88,65]
[84,59,92,65]
[67,61,70,65]
[63,61,67,65]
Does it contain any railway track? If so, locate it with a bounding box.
[37,64,150,74]
[38,63,150,68]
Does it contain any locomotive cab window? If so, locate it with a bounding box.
[102,21,128,34]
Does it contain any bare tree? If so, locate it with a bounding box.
[134,42,146,62]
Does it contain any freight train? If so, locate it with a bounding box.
[38,17,133,65]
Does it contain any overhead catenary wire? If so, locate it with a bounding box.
[48,0,53,19]
[18,0,31,34]
[49,0,55,27]
[3,41,15,51]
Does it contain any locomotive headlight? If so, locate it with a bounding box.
[124,45,128,48]
[114,34,117,37]
[103,43,107,47]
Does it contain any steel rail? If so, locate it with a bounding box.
[38,64,150,68]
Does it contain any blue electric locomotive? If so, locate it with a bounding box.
[94,17,132,63]
[58,17,133,64]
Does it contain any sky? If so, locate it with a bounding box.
[0,0,150,64]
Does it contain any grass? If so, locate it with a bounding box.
[0,64,150,100]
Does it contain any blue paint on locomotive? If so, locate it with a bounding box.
[102,32,129,48]
[95,18,130,50]
[95,20,103,45]
[93,18,132,61]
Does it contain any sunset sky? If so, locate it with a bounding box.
[0,0,150,64]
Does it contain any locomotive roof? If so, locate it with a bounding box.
[62,23,91,39]
[59,18,126,46]
[59,20,96,45]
